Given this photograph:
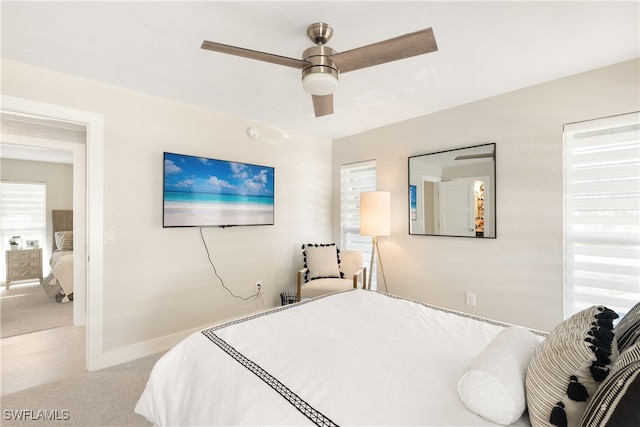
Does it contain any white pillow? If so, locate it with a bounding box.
[54,231,73,251]
[302,244,340,280]
[458,326,541,425]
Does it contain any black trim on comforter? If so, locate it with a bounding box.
[201,327,338,427]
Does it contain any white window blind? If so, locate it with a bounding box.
[564,112,640,319]
[340,160,377,288]
[0,181,47,281]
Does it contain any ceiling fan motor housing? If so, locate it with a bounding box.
[301,45,339,96]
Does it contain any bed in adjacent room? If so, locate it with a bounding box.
[135,290,639,427]
[42,210,74,303]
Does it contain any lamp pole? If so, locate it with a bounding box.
[368,236,388,292]
[360,191,391,292]
[367,236,377,290]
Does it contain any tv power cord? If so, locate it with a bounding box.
[199,227,265,309]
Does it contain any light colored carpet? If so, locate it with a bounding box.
[1,282,73,338]
[0,352,163,427]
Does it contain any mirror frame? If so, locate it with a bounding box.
[408,143,496,238]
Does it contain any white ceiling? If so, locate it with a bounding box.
[1,1,638,140]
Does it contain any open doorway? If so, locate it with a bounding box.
[1,95,105,374]
[0,112,87,394]
[1,111,87,326]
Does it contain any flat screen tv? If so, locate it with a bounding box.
[163,152,275,228]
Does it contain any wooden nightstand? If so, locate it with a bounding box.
[5,248,43,289]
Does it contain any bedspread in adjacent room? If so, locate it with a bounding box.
[135,289,545,426]
[49,250,73,300]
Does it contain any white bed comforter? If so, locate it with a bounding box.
[50,250,73,297]
[135,290,534,426]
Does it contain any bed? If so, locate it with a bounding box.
[42,210,74,303]
[135,290,639,427]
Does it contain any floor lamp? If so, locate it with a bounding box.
[360,191,390,292]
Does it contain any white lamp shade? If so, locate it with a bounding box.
[360,191,391,236]
[302,72,338,96]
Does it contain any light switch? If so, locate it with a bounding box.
[104,230,116,245]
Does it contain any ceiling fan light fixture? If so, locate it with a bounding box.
[301,44,339,96]
[302,72,338,96]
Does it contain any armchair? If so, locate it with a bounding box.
[296,244,367,302]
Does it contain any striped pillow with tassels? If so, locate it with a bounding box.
[526,305,618,427]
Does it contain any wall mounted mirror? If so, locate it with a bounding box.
[408,143,496,238]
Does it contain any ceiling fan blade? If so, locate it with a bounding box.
[455,153,495,160]
[330,27,438,74]
[312,94,333,117]
[201,40,309,69]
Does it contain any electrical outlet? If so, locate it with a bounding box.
[466,292,476,307]
[255,281,262,293]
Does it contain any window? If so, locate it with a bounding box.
[340,160,377,288]
[564,112,640,319]
[0,181,47,280]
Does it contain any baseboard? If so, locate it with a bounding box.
[88,306,273,371]
[89,323,209,371]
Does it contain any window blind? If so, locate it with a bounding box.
[0,181,47,281]
[564,112,640,319]
[340,160,377,288]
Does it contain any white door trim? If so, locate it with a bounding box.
[1,95,104,371]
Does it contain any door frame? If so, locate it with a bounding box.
[2,95,104,371]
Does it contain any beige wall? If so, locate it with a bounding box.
[1,60,333,361]
[0,158,73,272]
[332,58,640,332]
[2,57,637,364]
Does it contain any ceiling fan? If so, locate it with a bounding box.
[201,22,438,117]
